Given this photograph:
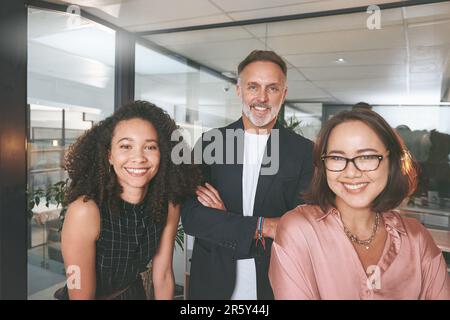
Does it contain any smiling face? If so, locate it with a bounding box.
[325,120,389,212]
[237,61,287,130]
[109,118,160,199]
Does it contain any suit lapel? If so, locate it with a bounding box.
[253,124,286,216]
[222,157,243,215]
[222,118,244,215]
[222,118,286,217]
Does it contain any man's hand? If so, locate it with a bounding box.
[254,217,280,240]
[196,183,227,211]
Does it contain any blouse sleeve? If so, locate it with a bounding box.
[268,212,319,300]
[418,226,450,300]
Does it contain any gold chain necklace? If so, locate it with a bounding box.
[343,212,380,250]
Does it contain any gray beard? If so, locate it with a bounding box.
[242,102,277,127]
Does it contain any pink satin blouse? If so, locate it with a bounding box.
[269,205,450,300]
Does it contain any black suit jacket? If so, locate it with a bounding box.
[181,118,313,299]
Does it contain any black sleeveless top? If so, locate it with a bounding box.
[95,198,165,298]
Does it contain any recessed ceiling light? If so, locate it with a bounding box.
[221,71,237,79]
[336,58,346,63]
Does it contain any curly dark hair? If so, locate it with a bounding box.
[64,100,202,223]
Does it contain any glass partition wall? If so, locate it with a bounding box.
[27,7,115,299]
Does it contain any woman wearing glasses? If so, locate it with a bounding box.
[269,107,450,299]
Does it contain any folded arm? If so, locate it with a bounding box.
[181,196,258,256]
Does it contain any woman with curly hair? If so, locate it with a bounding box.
[58,101,200,300]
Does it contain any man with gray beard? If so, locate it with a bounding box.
[181,50,313,299]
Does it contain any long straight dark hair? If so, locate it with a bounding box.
[304,107,418,213]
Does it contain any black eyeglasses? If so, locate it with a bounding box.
[321,155,384,172]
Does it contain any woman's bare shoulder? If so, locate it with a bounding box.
[63,196,101,239]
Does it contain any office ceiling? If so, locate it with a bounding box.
[48,0,404,32]
[33,0,450,106]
